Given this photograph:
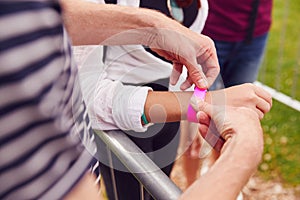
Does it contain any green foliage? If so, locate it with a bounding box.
[257,0,300,187]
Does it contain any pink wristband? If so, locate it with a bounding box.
[187,87,207,122]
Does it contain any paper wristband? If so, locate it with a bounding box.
[187,87,207,122]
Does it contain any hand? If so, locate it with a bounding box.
[186,132,217,161]
[205,83,272,119]
[62,1,219,90]
[179,102,264,200]
[148,26,219,90]
[196,101,263,155]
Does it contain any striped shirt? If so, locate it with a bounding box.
[0,1,97,199]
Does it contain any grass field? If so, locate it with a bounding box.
[257,0,300,187]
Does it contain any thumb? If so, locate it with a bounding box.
[196,101,226,133]
[190,98,214,119]
[197,101,213,117]
[185,58,208,89]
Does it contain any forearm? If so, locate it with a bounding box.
[61,0,169,46]
[143,90,217,124]
[144,91,193,123]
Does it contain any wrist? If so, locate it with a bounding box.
[141,113,149,125]
[135,9,166,46]
[187,87,207,122]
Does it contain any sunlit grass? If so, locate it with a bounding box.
[259,101,300,186]
[257,0,300,187]
[259,0,300,98]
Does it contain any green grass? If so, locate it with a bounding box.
[259,0,300,98]
[259,101,300,186]
[257,0,300,187]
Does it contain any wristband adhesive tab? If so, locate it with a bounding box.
[187,87,207,122]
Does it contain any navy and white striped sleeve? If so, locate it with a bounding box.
[0,1,97,199]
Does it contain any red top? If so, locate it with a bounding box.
[202,0,272,42]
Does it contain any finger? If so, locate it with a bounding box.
[170,62,183,85]
[254,86,273,108]
[198,124,208,140]
[197,48,220,87]
[196,101,214,118]
[184,58,209,89]
[256,106,265,120]
[198,111,210,140]
[190,137,201,158]
[180,78,193,90]
[255,97,272,114]
[198,110,225,152]
[198,123,224,152]
[201,61,220,88]
[197,110,210,126]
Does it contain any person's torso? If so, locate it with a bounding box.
[0,1,95,199]
[202,0,272,42]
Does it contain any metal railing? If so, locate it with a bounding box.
[94,129,182,200]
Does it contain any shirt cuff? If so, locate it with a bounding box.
[112,85,153,132]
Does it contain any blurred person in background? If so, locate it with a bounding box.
[203,0,273,89]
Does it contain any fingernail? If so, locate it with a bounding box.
[198,79,208,89]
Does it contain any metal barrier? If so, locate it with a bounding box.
[94,129,182,200]
[255,81,300,111]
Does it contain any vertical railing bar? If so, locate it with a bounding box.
[107,148,119,200]
[140,184,145,200]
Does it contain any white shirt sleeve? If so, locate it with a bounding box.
[75,46,152,132]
